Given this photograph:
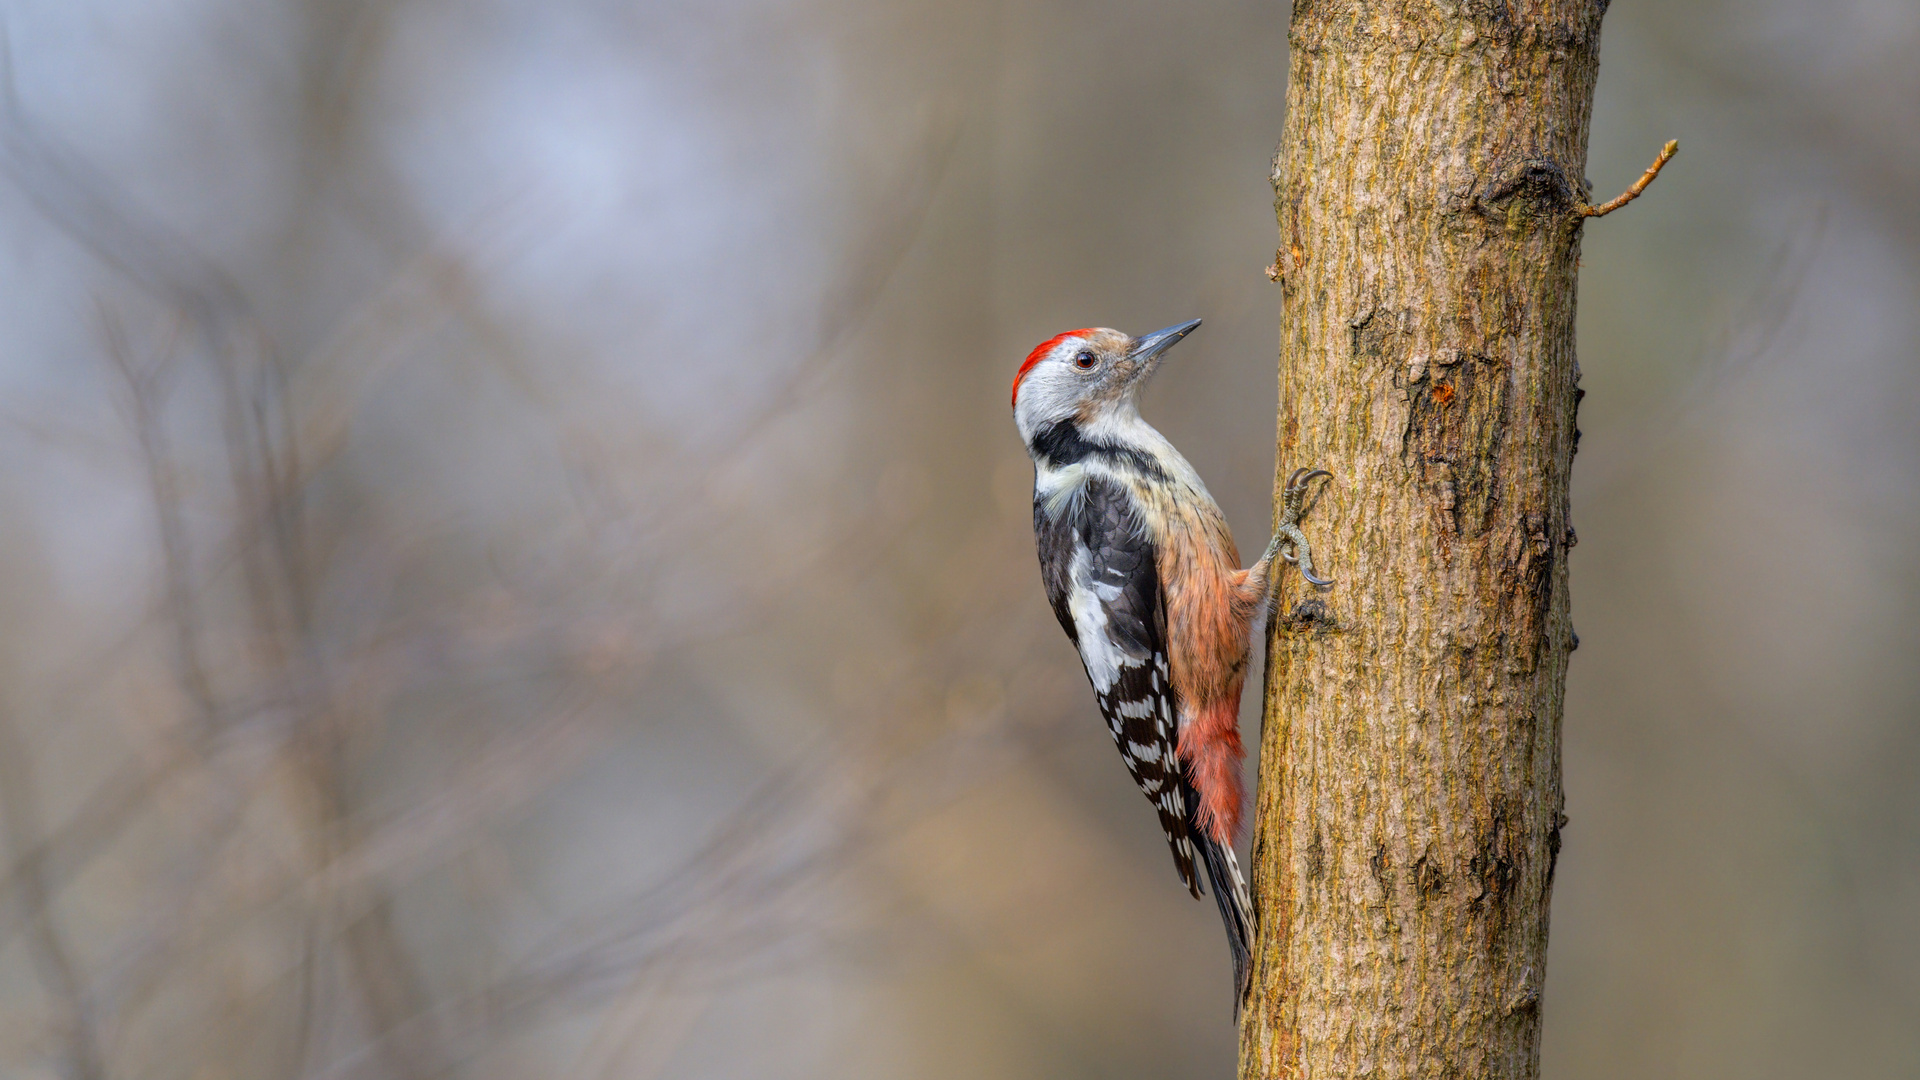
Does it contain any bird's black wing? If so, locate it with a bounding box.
[1035,476,1198,894]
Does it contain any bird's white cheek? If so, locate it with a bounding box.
[1015,368,1083,433]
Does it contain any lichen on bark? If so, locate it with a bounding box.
[1241,4,1606,1078]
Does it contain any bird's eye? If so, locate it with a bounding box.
[1073,350,1098,370]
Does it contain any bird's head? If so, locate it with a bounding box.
[1011,319,1201,445]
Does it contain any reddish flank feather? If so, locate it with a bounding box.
[1011,329,1097,407]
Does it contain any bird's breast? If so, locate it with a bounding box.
[1146,490,1250,711]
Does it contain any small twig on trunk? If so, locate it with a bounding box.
[1582,139,1679,218]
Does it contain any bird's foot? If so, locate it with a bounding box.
[1261,467,1333,587]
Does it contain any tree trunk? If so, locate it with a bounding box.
[1241,5,1606,1078]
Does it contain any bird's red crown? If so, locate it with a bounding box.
[1011,329,1097,408]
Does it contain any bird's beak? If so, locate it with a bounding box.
[1128,319,1202,365]
[1123,319,1201,390]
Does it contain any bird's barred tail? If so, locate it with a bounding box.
[1187,781,1254,1014]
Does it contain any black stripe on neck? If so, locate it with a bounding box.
[1029,420,1168,482]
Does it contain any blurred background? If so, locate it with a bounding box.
[0,1,1913,1077]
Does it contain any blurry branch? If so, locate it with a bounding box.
[0,37,248,330]
[89,734,289,1034]
[101,307,222,725]
[289,245,489,468]
[563,972,714,1080]
[0,32,453,1076]
[551,107,964,540]
[303,640,1053,1080]
[1691,204,1826,399]
[1582,203,1826,490]
[292,736,849,1078]
[0,708,107,1080]
[0,18,1025,1078]
[314,698,603,896]
[722,109,963,448]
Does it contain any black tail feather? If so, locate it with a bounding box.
[1197,832,1253,1014]
[1183,780,1254,1015]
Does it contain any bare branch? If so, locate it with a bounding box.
[1582,139,1679,218]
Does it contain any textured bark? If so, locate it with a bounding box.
[1241,5,1605,1078]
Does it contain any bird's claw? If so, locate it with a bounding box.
[1269,467,1333,587]
[1282,468,1333,518]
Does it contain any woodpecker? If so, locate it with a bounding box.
[1012,319,1330,1010]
